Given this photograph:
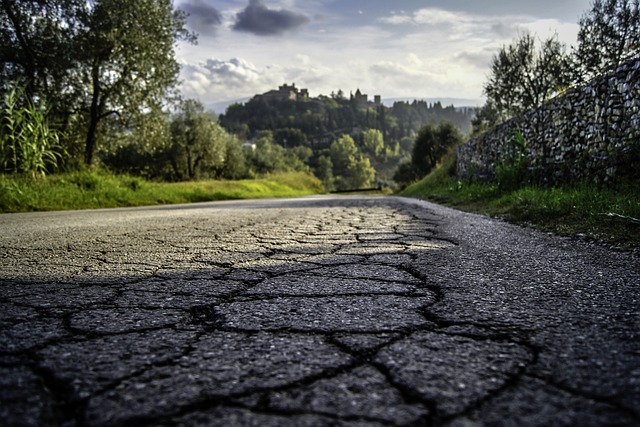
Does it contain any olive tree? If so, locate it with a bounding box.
[0,0,82,111]
[484,32,572,123]
[329,134,375,191]
[574,0,640,83]
[78,0,193,165]
[412,122,461,176]
[168,99,228,181]
[1,0,194,166]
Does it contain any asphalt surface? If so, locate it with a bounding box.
[0,195,638,427]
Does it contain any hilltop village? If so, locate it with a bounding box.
[253,83,382,109]
[217,83,477,190]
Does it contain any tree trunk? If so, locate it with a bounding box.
[2,0,37,96]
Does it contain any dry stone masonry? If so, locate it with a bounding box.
[458,58,640,185]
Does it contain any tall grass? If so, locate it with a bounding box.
[0,82,63,176]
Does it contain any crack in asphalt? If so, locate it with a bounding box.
[1,196,639,426]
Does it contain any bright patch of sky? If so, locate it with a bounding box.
[175,0,593,111]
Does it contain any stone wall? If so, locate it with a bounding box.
[457,58,640,185]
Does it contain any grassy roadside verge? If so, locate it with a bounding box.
[0,171,325,213]
[400,150,640,248]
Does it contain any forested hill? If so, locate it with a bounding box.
[219,92,477,150]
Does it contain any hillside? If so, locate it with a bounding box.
[218,85,478,189]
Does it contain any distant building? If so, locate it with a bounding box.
[351,89,382,108]
[256,83,308,103]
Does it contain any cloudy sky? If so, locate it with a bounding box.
[175,0,593,111]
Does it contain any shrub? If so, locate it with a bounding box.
[496,129,529,191]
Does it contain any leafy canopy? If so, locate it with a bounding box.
[484,32,572,123]
[0,0,194,166]
[575,0,640,82]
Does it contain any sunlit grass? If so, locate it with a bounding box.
[0,170,325,213]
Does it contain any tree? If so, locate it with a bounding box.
[470,99,501,136]
[362,129,385,158]
[167,99,227,181]
[220,136,247,180]
[574,0,640,83]
[78,0,193,165]
[392,160,420,189]
[329,134,375,190]
[411,122,461,177]
[1,0,194,166]
[0,0,83,112]
[247,131,289,174]
[314,155,334,190]
[484,32,572,123]
[99,106,172,179]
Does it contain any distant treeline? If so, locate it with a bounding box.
[217,93,477,189]
[220,94,476,149]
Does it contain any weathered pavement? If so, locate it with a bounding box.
[0,195,639,427]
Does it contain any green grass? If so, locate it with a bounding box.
[0,170,325,213]
[401,147,640,248]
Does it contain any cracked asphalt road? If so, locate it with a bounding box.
[1,195,639,426]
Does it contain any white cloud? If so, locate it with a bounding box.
[407,53,423,68]
[175,3,584,106]
[179,57,281,102]
[179,55,338,105]
[295,54,311,65]
[412,8,470,26]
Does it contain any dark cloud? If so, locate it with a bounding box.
[455,49,494,69]
[180,0,222,37]
[490,22,519,39]
[233,0,310,36]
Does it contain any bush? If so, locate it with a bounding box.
[393,160,421,189]
[496,129,529,191]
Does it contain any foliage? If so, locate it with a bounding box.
[247,132,290,175]
[0,0,194,166]
[484,32,572,123]
[221,96,475,150]
[0,81,64,176]
[362,129,385,158]
[220,135,248,180]
[78,0,193,165]
[101,101,248,182]
[167,99,227,181]
[400,154,640,248]
[314,155,334,190]
[392,161,421,189]
[0,170,324,213]
[413,122,462,175]
[470,99,501,136]
[99,106,171,178]
[328,135,376,191]
[220,93,477,188]
[574,0,640,83]
[496,129,530,191]
[0,0,83,114]
[393,122,462,189]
